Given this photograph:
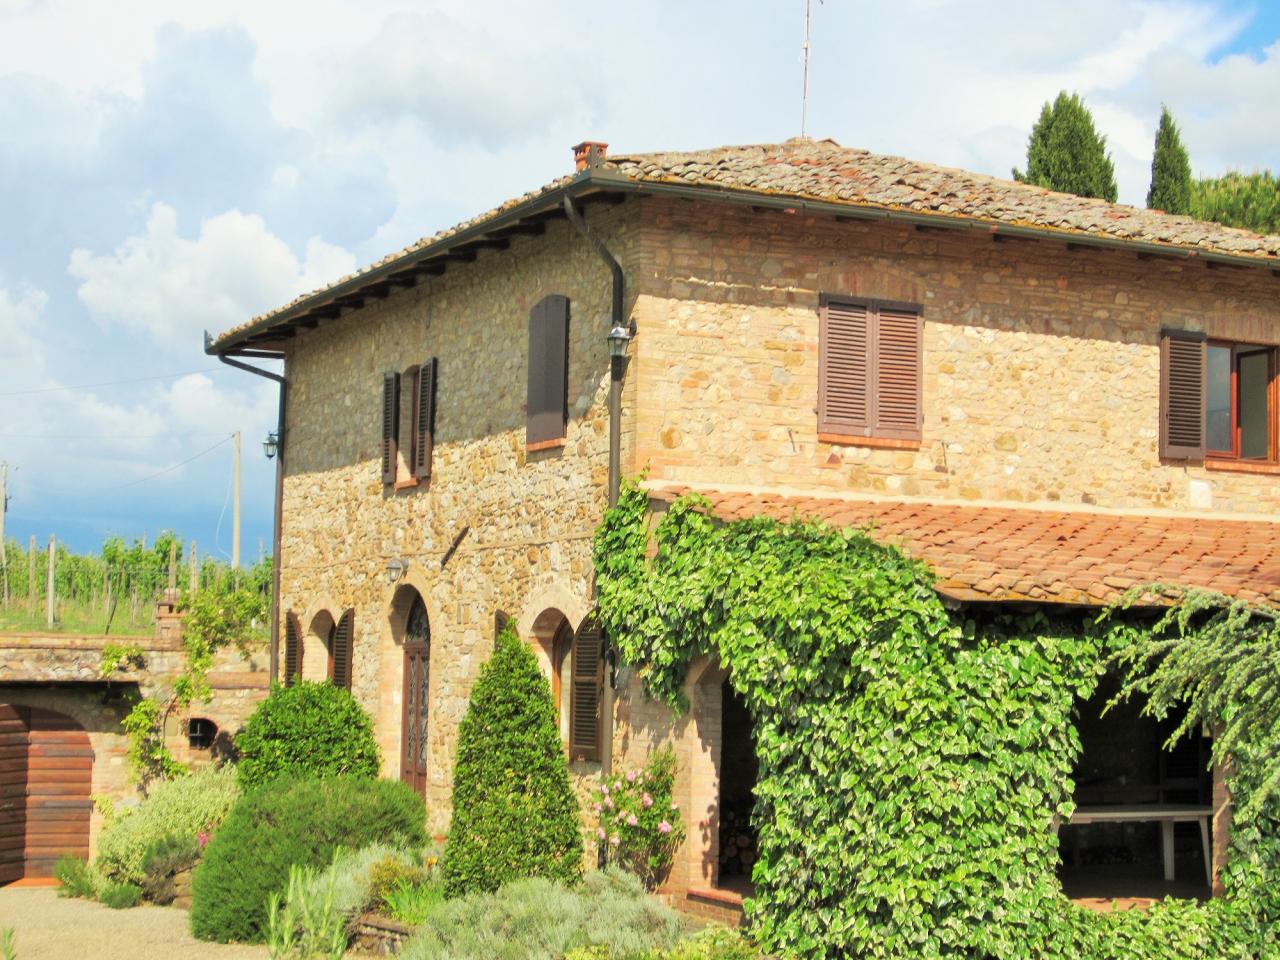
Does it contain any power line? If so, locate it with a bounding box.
[0,432,230,440]
[111,435,234,492]
[0,368,229,398]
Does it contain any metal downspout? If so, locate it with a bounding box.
[562,195,627,782]
[214,348,286,686]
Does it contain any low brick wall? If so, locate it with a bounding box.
[352,914,416,955]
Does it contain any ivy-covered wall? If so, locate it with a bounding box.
[593,484,1280,960]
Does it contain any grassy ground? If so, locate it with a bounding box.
[0,601,156,636]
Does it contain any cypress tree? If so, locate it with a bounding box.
[1147,106,1193,214]
[441,623,584,896]
[1013,91,1118,202]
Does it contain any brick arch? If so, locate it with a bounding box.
[514,582,590,641]
[303,608,336,683]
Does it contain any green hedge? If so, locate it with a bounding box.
[441,625,583,897]
[189,777,426,943]
[235,681,380,790]
[593,484,1280,960]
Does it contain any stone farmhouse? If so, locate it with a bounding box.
[207,138,1280,920]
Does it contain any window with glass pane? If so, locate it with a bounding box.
[1239,350,1271,460]
[1206,345,1233,454]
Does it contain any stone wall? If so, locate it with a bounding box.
[631,197,1279,516]
[278,200,639,834]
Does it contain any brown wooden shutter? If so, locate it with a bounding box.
[331,610,354,691]
[381,371,401,483]
[527,294,570,447]
[569,615,602,762]
[818,297,871,436]
[873,306,923,441]
[412,359,437,480]
[1160,330,1207,460]
[284,612,303,685]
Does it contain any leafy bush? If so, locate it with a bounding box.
[594,485,1280,960]
[190,777,426,943]
[53,855,99,899]
[266,863,347,960]
[140,832,201,904]
[303,843,422,923]
[1,927,14,960]
[95,764,238,884]
[564,928,769,960]
[368,856,426,905]
[442,626,583,897]
[401,868,684,960]
[98,879,144,909]
[595,748,684,888]
[235,681,380,790]
[1191,170,1280,235]
[381,878,445,926]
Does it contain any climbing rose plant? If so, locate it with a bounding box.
[594,747,685,888]
[592,481,1280,960]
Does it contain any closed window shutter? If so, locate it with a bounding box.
[527,294,570,446]
[569,616,602,762]
[413,359,437,480]
[819,299,871,435]
[331,610,354,690]
[284,612,303,685]
[1160,330,1207,460]
[381,371,401,483]
[873,307,923,440]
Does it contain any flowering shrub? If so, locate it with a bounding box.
[593,747,685,888]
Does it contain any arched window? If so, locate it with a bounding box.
[400,595,431,796]
[187,717,217,751]
[331,610,355,690]
[284,612,303,685]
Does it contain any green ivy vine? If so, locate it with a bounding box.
[592,482,1279,960]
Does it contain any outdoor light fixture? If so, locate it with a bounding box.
[385,558,408,585]
[263,432,279,459]
[606,323,632,358]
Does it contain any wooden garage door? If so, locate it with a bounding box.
[6,707,93,880]
[0,705,27,885]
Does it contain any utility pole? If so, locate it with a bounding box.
[232,431,241,570]
[801,0,812,138]
[0,462,9,608]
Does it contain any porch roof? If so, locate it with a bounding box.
[645,484,1280,607]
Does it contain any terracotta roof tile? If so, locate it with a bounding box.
[648,486,1280,607]
[212,138,1280,348]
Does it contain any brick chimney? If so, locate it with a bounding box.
[572,141,609,171]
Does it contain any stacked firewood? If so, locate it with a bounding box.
[719,807,758,877]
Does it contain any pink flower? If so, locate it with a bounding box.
[657,821,672,834]
[592,803,602,813]
[601,784,610,795]
[626,771,637,783]
[609,835,620,847]
[642,793,653,808]
[626,814,638,826]
[197,831,210,849]
[597,827,607,839]
[604,797,614,810]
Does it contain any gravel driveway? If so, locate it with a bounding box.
[0,888,269,960]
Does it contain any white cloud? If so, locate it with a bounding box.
[68,202,356,344]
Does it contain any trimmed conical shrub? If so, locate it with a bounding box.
[1014,91,1118,202]
[441,624,583,896]
[1147,106,1193,214]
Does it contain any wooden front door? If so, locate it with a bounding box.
[0,705,27,885]
[400,597,430,797]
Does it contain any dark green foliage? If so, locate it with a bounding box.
[189,777,427,943]
[235,681,380,790]
[1147,106,1193,214]
[1014,91,1118,202]
[593,482,1280,960]
[53,855,98,899]
[98,879,144,909]
[140,832,201,904]
[1191,171,1280,234]
[441,625,583,897]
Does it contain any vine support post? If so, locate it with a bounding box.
[27,534,36,616]
[45,533,54,629]
[189,540,198,596]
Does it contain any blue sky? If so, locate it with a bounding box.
[1,0,1277,560]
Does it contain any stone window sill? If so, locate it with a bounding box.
[687,886,745,906]
[392,477,420,491]
[1204,458,1280,476]
[818,432,921,451]
[527,437,567,453]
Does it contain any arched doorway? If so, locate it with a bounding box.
[400,594,431,797]
[0,705,93,883]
